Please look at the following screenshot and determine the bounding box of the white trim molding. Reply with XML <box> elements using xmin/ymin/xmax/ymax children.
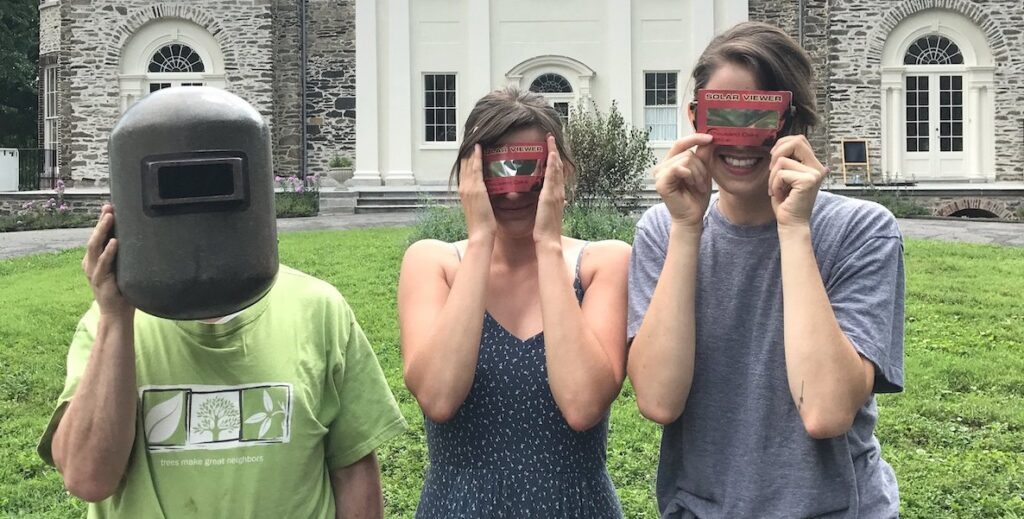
<box><xmin>506</xmin><ymin>55</ymin><xmax>596</xmax><ymax>101</ymax></box>
<box><xmin>880</xmin><ymin>8</ymin><xmax>995</xmax><ymax>182</ymax></box>
<box><xmin>118</xmin><ymin>18</ymin><xmax>226</xmax><ymax>112</ymax></box>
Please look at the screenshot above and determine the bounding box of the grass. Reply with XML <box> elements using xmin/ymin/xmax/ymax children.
<box><xmin>1</xmin><ymin>230</ymin><xmax>1022</xmax><ymax>517</ymax></box>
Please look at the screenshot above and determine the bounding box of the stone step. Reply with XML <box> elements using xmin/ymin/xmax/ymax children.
<box><xmin>318</xmin><ymin>190</ymin><xmax>359</xmax><ymax>199</ymax></box>
<box><xmin>355</xmin><ymin>197</ymin><xmax>457</xmax><ymax>207</ymax></box>
<box><xmin>354</xmin><ymin>204</ymin><xmax>422</xmax><ymax>214</ymax></box>
<box><xmin>317</xmin><ymin>191</ymin><xmax>358</xmax><ymax>214</ymax></box>
<box><xmin>355</xmin><ymin>192</ymin><xmax>456</xmax><ymax>200</ymax></box>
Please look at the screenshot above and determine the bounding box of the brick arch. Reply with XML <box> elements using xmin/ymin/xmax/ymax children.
<box><xmin>866</xmin><ymin>0</ymin><xmax>1010</xmax><ymax>65</ymax></box>
<box><xmin>112</xmin><ymin>4</ymin><xmax>236</xmax><ymax>68</ymax></box>
<box><xmin>935</xmin><ymin>198</ymin><xmax>1012</xmax><ymax>218</ymax></box>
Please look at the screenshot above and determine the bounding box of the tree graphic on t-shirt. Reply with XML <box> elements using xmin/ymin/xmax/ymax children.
<box><xmin>191</xmin><ymin>396</ymin><xmax>241</xmax><ymax>441</ymax></box>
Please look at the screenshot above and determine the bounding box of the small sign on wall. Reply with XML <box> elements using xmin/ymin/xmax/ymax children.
<box><xmin>841</xmin><ymin>140</ymin><xmax>870</xmax><ymax>184</ymax></box>
<box><xmin>0</xmin><ymin>149</ymin><xmax>19</xmax><ymax>192</ymax></box>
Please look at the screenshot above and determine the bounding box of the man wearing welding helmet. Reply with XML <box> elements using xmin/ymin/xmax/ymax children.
<box><xmin>36</xmin><ymin>88</ymin><xmax>406</xmax><ymax>518</ymax></box>
<box><xmin>627</xmin><ymin>22</ymin><xmax>906</xmax><ymax>518</ymax></box>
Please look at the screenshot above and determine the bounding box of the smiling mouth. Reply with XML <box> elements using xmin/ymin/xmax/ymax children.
<box><xmin>720</xmin><ymin>155</ymin><xmax>763</xmax><ymax>168</ymax></box>
<box><xmin>496</xmin><ymin>204</ymin><xmax>533</xmax><ymax>211</ymax></box>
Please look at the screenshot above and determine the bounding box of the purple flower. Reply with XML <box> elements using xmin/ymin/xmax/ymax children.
<box><xmin>296</xmin><ymin>184</ymin><xmax>305</xmax><ymax>194</ymax></box>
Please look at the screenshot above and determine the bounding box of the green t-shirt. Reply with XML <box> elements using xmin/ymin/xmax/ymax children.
<box><xmin>37</xmin><ymin>265</ymin><xmax>407</xmax><ymax>518</ymax></box>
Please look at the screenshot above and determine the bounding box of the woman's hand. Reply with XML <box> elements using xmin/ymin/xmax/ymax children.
<box><xmin>533</xmin><ymin>134</ymin><xmax>565</xmax><ymax>247</ymax></box>
<box><xmin>81</xmin><ymin>204</ymin><xmax>134</xmax><ymax>319</ymax></box>
<box><xmin>458</xmin><ymin>144</ymin><xmax>498</xmax><ymax>242</ymax></box>
<box><xmin>654</xmin><ymin>134</ymin><xmax>715</xmax><ymax>230</ymax></box>
<box><xmin>769</xmin><ymin>135</ymin><xmax>828</xmax><ymax>228</ymax></box>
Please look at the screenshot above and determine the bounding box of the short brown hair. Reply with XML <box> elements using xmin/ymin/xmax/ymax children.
<box><xmin>451</xmin><ymin>87</ymin><xmax>575</xmax><ymax>186</ymax></box>
<box><xmin>691</xmin><ymin>21</ymin><xmax>819</xmax><ymax>136</ymax></box>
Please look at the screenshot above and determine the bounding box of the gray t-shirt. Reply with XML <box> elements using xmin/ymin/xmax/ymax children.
<box><xmin>628</xmin><ymin>192</ymin><xmax>905</xmax><ymax>519</ymax></box>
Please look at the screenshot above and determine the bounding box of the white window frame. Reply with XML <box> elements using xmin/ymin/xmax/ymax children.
<box><xmin>43</xmin><ymin>65</ymin><xmax>58</xmax><ymax>152</ymax></box>
<box><xmin>422</xmin><ymin>72</ymin><xmax>458</xmax><ymax>147</ymax></box>
<box><xmin>643</xmin><ymin>71</ymin><xmax>680</xmax><ymax>143</ymax></box>
<box><xmin>118</xmin><ymin>19</ymin><xmax>226</xmax><ymax>112</ymax></box>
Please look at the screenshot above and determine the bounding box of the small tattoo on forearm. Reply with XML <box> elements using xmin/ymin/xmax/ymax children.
<box><xmin>798</xmin><ymin>380</ymin><xmax>805</xmax><ymax>412</ymax></box>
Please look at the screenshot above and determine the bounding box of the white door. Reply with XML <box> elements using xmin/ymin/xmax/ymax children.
<box><xmin>903</xmin><ymin>73</ymin><xmax>965</xmax><ymax>178</ymax></box>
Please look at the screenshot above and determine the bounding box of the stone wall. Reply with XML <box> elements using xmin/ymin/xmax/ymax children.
<box><xmin>829</xmin><ymin>0</ymin><xmax>1023</xmax><ymax>181</ymax></box>
<box><xmin>59</xmin><ymin>1</ymin><xmax>277</xmax><ymax>186</ymax></box>
<box><xmin>828</xmin><ymin>186</ymin><xmax>1024</xmax><ymax>219</ymax></box>
<box><xmin>304</xmin><ymin>0</ymin><xmax>357</xmax><ymax>177</ymax></box>
<box><xmin>750</xmin><ymin>0</ymin><xmax>1024</xmax><ymax>182</ymax></box>
<box><xmin>747</xmin><ymin>0</ymin><xmax>831</xmax><ymax>165</ymax></box>
<box><xmin>38</xmin><ymin>2</ymin><xmax>60</xmax><ymax>55</ymax></box>
<box><xmin>272</xmin><ymin>0</ymin><xmax>302</xmax><ymax>179</ymax></box>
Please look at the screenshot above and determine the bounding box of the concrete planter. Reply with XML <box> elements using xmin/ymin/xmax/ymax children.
<box><xmin>321</xmin><ymin>166</ymin><xmax>354</xmax><ymax>188</ymax></box>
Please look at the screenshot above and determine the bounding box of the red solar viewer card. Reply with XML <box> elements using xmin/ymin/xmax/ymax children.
<box><xmin>481</xmin><ymin>142</ymin><xmax>548</xmax><ymax>195</ymax></box>
<box><xmin>695</xmin><ymin>89</ymin><xmax>792</xmax><ymax>147</ymax></box>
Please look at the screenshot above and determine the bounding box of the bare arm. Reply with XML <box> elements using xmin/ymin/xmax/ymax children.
<box><xmin>626</xmin><ymin>135</ymin><xmax>713</xmax><ymax>425</ymax></box>
<box><xmin>770</xmin><ymin>136</ymin><xmax>874</xmax><ymax>439</ymax></box>
<box><xmin>398</xmin><ymin>238</ymin><xmax>492</xmax><ymax>422</ymax></box>
<box><xmin>778</xmin><ymin>225</ymin><xmax>874</xmax><ymax>439</ymax></box>
<box><xmin>330</xmin><ymin>452</ymin><xmax>383</xmax><ymax>519</ymax></box>
<box><xmin>51</xmin><ymin>205</ymin><xmax>138</xmax><ymax>502</ymax></box>
<box><xmin>538</xmin><ymin>241</ymin><xmax>630</xmax><ymax>432</ymax></box>
<box><xmin>399</xmin><ymin>145</ymin><xmax>495</xmax><ymax>422</ymax></box>
<box><xmin>626</xmin><ymin>225</ymin><xmax>701</xmax><ymax>425</ymax></box>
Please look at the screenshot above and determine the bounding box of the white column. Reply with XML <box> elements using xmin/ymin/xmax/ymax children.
<box><xmin>384</xmin><ymin>0</ymin><xmax>416</xmax><ymax>186</ymax></box>
<box><xmin>888</xmin><ymin>86</ymin><xmax>898</xmax><ymax>179</ymax></box>
<box><xmin>465</xmin><ymin>0</ymin><xmax>491</xmax><ymax>102</ymax></box>
<box><xmin>606</xmin><ymin>0</ymin><xmax>632</xmax><ymax>123</ymax></box>
<box><xmin>691</xmin><ymin>0</ymin><xmax>715</xmax><ymax>61</ymax></box>
<box><xmin>969</xmin><ymin>85</ymin><xmax>982</xmax><ymax>179</ymax></box>
<box><xmin>350</xmin><ymin>0</ymin><xmax>383</xmax><ymax>186</ymax></box>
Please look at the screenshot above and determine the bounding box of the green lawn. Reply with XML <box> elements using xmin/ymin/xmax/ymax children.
<box><xmin>1</xmin><ymin>229</ymin><xmax>1022</xmax><ymax>517</ymax></box>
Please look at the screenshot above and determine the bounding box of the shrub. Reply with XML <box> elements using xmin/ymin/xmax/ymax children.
<box><xmin>407</xmin><ymin>201</ymin><xmax>638</xmax><ymax>245</ymax></box>
<box><xmin>859</xmin><ymin>190</ymin><xmax>931</xmax><ymax>218</ymax></box>
<box><xmin>407</xmin><ymin>203</ymin><xmax>466</xmax><ymax>245</ymax></box>
<box><xmin>329</xmin><ymin>155</ymin><xmax>353</xmax><ymax>169</ymax></box>
<box><xmin>0</xmin><ymin>180</ymin><xmax>95</xmax><ymax>232</ymax></box>
<box><xmin>563</xmin><ymin>203</ymin><xmax>637</xmax><ymax>242</ymax></box>
<box><xmin>564</xmin><ymin>100</ymin><xmax>655</xmax><ymax>214</ymax></box>
<box><xmin>274</xmin><ymin>174</ymin><xmax>321</xmax><ymax>218</ymax></box>
<box><xmin>0</xmin><ymin>211</ymin><xmax>95</xmax><ymax>232</ymax></box>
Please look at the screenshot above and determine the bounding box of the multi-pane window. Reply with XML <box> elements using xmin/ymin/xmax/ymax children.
<box><xmin>149</xmin><ymin>43</ymin><xmax>205</xmax><ymax>73</ymax></box>
<box><xmin>529</xmin><ymin>73</ymin><xmax>573</xmax><ymax>125</ymax></box>
<box><xmin>904</xmin><ymin>35</ymin><xmax>964</xmax><ymax>65</ymax></box>
<box><xmin>43</xmin><ymin>65</ymin><xmax>58</xmax><ymax>152</ymax></box>
<box><xmin>939</xmin><ymin>75</ymin><xmax>963</xmax><ymax>152</ymax></box>
<box><xmin>424</xmin><ymin>74</ymin><xmax>457</xmax><ymax>143</ymax></box>
<box><xmin>530</xmin><ymin>73</ymin><xmax>572</xmax><ymax>94</ymax></box>
<box><xmin>644</xmin><ymin>72</ymin><xmax>678</xmax><ymax>141</ymax></box>
<box><xmin>905</xmin><ymin>76</ymin><xmax>929</xmax><ymax>152</ymax></box>
<box><xmin>552</xmin><ymin>102</ymin><xmax>570</xmax><ymax>125</ymax></box>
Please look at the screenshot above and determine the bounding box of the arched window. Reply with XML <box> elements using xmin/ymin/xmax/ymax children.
<box><xmin>529</xmin><ymin>73</ymin><xmax>572</xmax><ymax>94</ymax></box>
<box><xmin>119</xmin><ymin>19</ymin><xmax>227</xmax><ymax>111</ymax></box>
<box><xmin>148</xmin><ymin>43</ymin><xmax>205</xmax><ymax>73</ymax></box>
<box><xmin>903</xmin><ymin>35</ymin><xmax>964</xmax><ymax>65</ymax></box>
<box><xmin>529</xmin><ymin>73</ymin><xmax>573</xmax><ymax>123</ymax></box>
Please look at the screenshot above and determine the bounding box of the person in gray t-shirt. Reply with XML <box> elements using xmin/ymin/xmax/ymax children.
<box><xmin>627</xmin><ymin>22</ymin><xmax>904</xmax><ymax>519</ymax></box>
